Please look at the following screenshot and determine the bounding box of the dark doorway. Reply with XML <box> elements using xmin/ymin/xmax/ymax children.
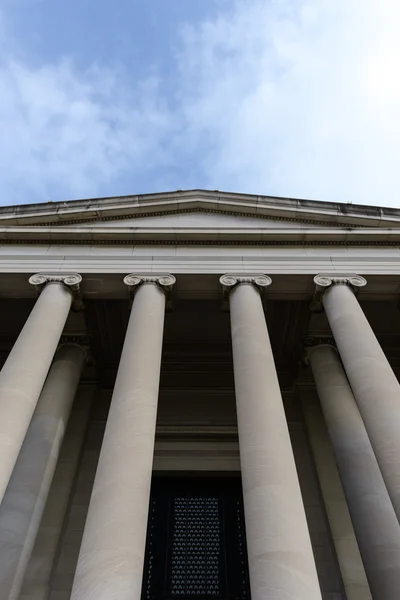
<box><xmin>141</xmin><ymin>476</ymin><xmax>251</xmax><ymax>600</ymax></box>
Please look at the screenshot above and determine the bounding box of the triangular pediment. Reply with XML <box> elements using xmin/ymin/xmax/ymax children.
<box><xmin>0</xmin><ymin>189</ymin><xmax>398</xmax><ymax>228</ymax></box>
<box><xmin>85</xmin><ymin>210</ymin><xmax>323</xmax><ymax>229</ymax></box>
<box><xmin>0</xmin><ymin>189</ymin><xmax>399</xmax><ymax>245</ymax></box>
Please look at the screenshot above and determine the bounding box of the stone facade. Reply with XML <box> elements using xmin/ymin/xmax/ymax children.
<box><xmin>2</xmin><ymin>189</ymin><xmax>400</xmax><ymax>599</ymax></box>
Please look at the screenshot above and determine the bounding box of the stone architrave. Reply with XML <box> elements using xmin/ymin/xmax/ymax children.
<box><xmin>70</xmin><ymin>274</ymin><xmax>175</xmax><ymax>600</ymax></box>
<box><xmin>0</xmin><ymin>342</ymin><xmax>87</xmax><ymax>600</ymax></box>
<box><xmin>314</xmin><ymin>274</ymin><xmax>400</xmax><ymax>522</ymax></box>
<box><xmin>220</xmin><ymin>274</ymin><xmax>322</xmax><ymax>600</ymax></box>
<box><xmin>0</xmin><ymin>273</ymin><xmax>82</xmax><ymax>506</ymax></box>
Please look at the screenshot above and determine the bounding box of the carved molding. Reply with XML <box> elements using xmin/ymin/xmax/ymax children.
<box><xmin>156</xmin><ymin>425</ymin><xmax>238</xmax><ymax>437</ymax></box>
<box><xmin>59</xmin><ymin>334</ymin><xmax>91</xmax><ymax>347</ymax></box>
<box><xmin>29</xmin><ymin>272</ymin><xmax>82</xmax><ymax>289</ymax></box>
<box><xmin>3</xmin><ymin>237</ymin><xmax>400</xmax><ymax>247</ymax></box>
<box><xmin>155</xmin><ymin>422</ymin><xmax>301</xmax><ymax>437</ymax></box>
<box><xmin>311</xmin><ymin>273</ymin><xmax>367</xmax><ymax>312</ymax></box>
<box><xmin>29</xmin><ymin>272</ymin><xmax>84</xmax><ymax>311</ymax></box>
<box><xmin>153</xmin><ymin>448</ymin><xmax>240</xmax><ymax>460</ymax></box>
<box><xmin>37</xmin><ymin>206</ymin><xmax>354</xmax><ymax>229</ymax></box>
<box><xmin>303</xmin><ymin>335</ymin><xmax>336</xmax><ymax>348</ymax></box>
<box><xmin>123</xmin><ymin>273</ymin><xmax>176</xmax><ymax>299</ymax></box>
<box><xmin>220</xmin><ymin>274</ymin><xmax>272</xmax><ymax>301</ymax></box>
<box><xmin>314</xmin><ymin>274</ymin><xmax>367</xmax><ymax>290</ymax></box>
<box><xmin>154</xmin><ymin>450</ymin><xmax>239</xmax><ymax>458</ymax></box>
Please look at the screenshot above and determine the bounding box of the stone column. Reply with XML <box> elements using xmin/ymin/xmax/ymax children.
<box><xmin>301</xmin><ymin>388</ymin><xmax>372</xmax><ymax>600</ymax></box>
<box><xmin>20</xmin><ymin>386</ymin><xmax>95</xmax><ymax>600</ymax></box>
<box><xmin>0</xmin><ymin>342</ymin><xmax>87</xmax><ymax>600</ymax></box>
<box><xmin>314</xmin><ymin>274</ymin><xmax>400</xmax><ymax>522</ymax></box>
<box><xmin>307</xmin><ymin>342</ymin><xmax>400</xmax><ymax>599</ymax></box>
<box><xmin>70</xmin><ymin>274</ymin><xmax>175</xmax><ymax>600</ymax></box>
<box><xmin>220</xmin><ymin>274</ymin><xmax>322</xmax><ymax>600</ymax></box>
<box><xmin>0</xmin><ymin>273</ymin><xmax>82</xmax><ymax>506</ymax></box>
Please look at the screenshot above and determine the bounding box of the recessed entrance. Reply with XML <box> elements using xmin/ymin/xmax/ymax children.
<box><xmin>141</xmin><ymin>476</ymin><xmax>251</xmax><ymax>600</ymax></box>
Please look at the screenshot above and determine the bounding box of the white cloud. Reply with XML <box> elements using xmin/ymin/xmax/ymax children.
<box><xmin>176</xmin><ymin>0</ymin><xmax>400</xmax><ymax>206</ymax></box>
<box><xmin>0</xmin><ymin>55</ymin><xmax>175</xmax><ymax>204</ymax></box>
<box><xmin>1</xmin><ymin>1</ymin><xmax>400</xmax><ymax>206</ymax></box>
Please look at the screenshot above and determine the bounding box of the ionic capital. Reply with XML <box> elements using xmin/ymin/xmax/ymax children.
<box><xmin>58</xmin><ymin>334</ymin><xmax>92</xmax><ymax>363</ymax></box>
<box><xmin>311</xmin><ymin>273</ymin><xmax>367</xmax><ymax>312</ymax></box>
<box><xmin>302</xmin><ymin>336</ymin><xmax>337</xmax><ymax>366</ymax></box>
<box><xmin>29</xmin><ymin>272</ymin><xmax>83</xmax><ymax>311</ymax></box>
<box><xmin>219</xmin><ymin>274</ymin><xmax>272</xmax><ymax>300</ymax></box>
<box><xmin>123</xmin><ymin>273</ymin><xmax>176</xmax><ymax>298</ymax></box>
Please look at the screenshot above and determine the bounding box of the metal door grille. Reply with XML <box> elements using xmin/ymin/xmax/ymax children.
<box><xmin>170</xmin><ymin>496</ymin><xmax>221</xmax><ymax>596</ymax></box>
<box><xmin>141</xmin><ymin>477</ymin><xmax>250</xmax><ymax>600</ymax></box>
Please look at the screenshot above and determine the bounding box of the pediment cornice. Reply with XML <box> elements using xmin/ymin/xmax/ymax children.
<box><xmin>43</xmin><ymin>206</ymin><xmax>345</xmax><ymax>228</ymax></box>
<box><xmin>1</xmin><ymin>189</ymin><xmax>400</xmax><ymax>229</ymax></box>
<box><xmin>0</xmin><ymin>189</ymin><xmax>399</xmax><ymax>246</ymax></box>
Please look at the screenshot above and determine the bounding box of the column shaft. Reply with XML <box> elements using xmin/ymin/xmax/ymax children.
<box><xmin>0</xmin><ymin>282</ymin><xmax>73</xmax><ymax>504</ymax></box>
<box><xmin>0</xmin><ymin>343</ymin><xmax>86</xmax><ymax>600</ymax></box>
<box><xmin>309</xmin><ymin>344</ymin><xmax>400</xmax><ymax>599</ymax></box>
<box><xmin>322</xmin><ymin>282</ymin><xmax>400</xmax><ymax>520</ymax></box>
<box><xmin>20</xmin><ymin>386</ymin><xmax>94</xmax><ymax>600</ymax></box>
<box><xmin>227</xmin><ymin>279</ymin><xmax>322</xmax><ymax>600</ymax></box>
<box><xmin>71</xmin><ymin>281</ymin><xmax>168</xmax><ymax>600</ymax></box>
<box><xmin>301</xmin><ymin>390</ymin><xmax>372</xmax><ymax>600</ymax></box>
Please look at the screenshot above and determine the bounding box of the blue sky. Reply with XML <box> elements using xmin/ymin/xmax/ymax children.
<box><xmin>1</xmin><ymin>0</ymin><xmax>400</xmax><ymax>207</ymax></box>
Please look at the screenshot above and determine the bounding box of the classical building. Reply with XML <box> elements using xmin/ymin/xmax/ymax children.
<box><xmin>0</xmin><ymin>189</ymin><xmax>400</xmax><ymax>600</ymax></box>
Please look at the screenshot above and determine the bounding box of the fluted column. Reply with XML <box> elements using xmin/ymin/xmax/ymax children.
<box><xmin>221</xmin><ymin>274</ymin><xmax>322</xmax><ymax>600</ymax></box>
<box><xmin>0</xmin><ymin>342</ymin><xmax>87</xmax><ymax>600</ymax></box>
<box><xmin>0</xmin><ymin>273</ymin><xmax>81</xmax><ymax>506</ymax></box>
<box><xmin>71</xmin><ymin>274</ymin><xmax>175</xmax><ymax>600</ymax></box>
<box><xmin>314</xmin><ymin>274</ymin><xmax>400</xmax><ymax>522</ymax></box>
<box><xmin>307</xmin><ymin>342</ymin><xmax>400</xmax><ymax>599</ymax></box>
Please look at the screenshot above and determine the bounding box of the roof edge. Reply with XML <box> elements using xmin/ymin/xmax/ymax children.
<box><xmin>0</xmin><ymin>189</ymin><xmax>398</xmax><ymax>228</ymax></box>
